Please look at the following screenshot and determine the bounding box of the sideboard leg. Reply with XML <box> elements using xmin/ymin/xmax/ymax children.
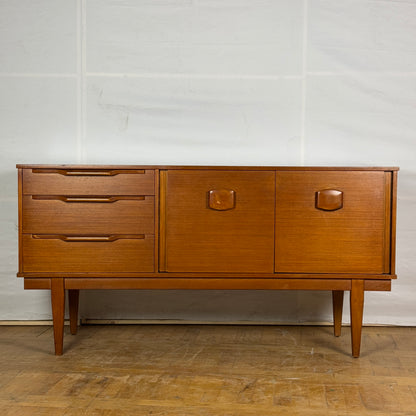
<box><xmin>51</xmin><ymin>278</ymin><xmax>65</xmax><ymax>356</ymax></box>
<box><xmin>332</xmin><ymin>290</ymin><xmax>344</xmax><ymax>337</ymax></box>
<box><xmin>68</xmin><ymin>289</ymin><xmax>79</xmax><ymax>335</ymax></box>
<box><xmin>350</xmin><ymin>280</ymin><xmax>364</xmax><ymax>358</ymax></box>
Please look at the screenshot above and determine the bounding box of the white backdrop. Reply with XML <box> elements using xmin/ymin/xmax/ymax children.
<box><xmin>1</xmin><ymin>0</ymin><xmax>415</xmax><ymax>325</ymax></box>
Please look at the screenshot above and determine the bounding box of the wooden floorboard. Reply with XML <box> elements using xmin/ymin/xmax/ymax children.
<box><xmin>0</xmin><ymin>324</ymin><xmax>416</xmax><ymax>415</ymax></box>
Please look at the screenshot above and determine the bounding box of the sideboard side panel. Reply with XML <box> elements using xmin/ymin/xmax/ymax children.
<box><xmin>17</xmin><ymin>168</ymin><xmax>23</xmax><ymax>275</ymax></box>
<box><xmin>390</xmin><ymin>170</ymin><xmax>398</xmax><ymax>275</ymax></box>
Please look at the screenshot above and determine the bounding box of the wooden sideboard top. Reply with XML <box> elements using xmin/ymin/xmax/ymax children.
<box><xmin>16</xmin><ymin>164</ymin><xmax>400</xmax><ymax>171</ymax></box>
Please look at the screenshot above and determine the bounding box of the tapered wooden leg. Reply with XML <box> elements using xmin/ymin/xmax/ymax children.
<box><xmin>68</xmin><ymin>289</ymin><xmax>79</xmax><ymax>335</ymax></box>
<box><xmin>350</xmin><ymin>280</ymin><xmax>364</xmax><ymax>358</ymax></box>
<box><xmin>332</xmin><ymin>290</ymin><xmax>344</xmax><ymax>337</ymax></box>
<box><xmin>51</xmin><ymin>278</ymin><xmax>65</xmax><ymax>356</ymax></box>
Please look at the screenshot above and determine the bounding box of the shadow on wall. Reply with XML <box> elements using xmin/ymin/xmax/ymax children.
<box><xmin>79</xmin><ymin>290</ymin><xmax>335</xmax><ymax>324</ymax></box>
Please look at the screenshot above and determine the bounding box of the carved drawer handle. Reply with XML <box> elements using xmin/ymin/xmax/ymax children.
<box><xmin>32</xmin><ymin>169</ymin><xmax>145</xmax><ymax>176</ymax></box>
<box><xmin>316</xmin><ymin>189</ymin><xmax>343</xmax><ymax>211</ymax></box>
<box><xmin>32</xmin><ymin>195</ymin><xmax>146</xmax><ymax>203</ymax></box>
<box><xmin>32</xmin><ymin>234</ymin><xmax>145</xmax><ymax>242</ymax></box>
<box><xmin>208</xmin><ymin>189</ymin><xmax>236</xmax><ymax>211</ymax></box>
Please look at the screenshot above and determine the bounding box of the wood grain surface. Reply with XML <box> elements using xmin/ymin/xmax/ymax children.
<box><xmin>275</xmin><ymin>171</ymin><xmax>388</xmax><ymax>274</ymax></box>
<box><xmin>0</xmin><ymin>324</ymin><xmax>414</xmax><ymax>415</ymax></box>
<box><xmin>22</xmin><ymin>168</ymin><xmax>155</xmax><ymax>196</ymax></box>
<box><xmin>22</xmin><ymin>235</ymin><xmax>155</xmax><ymax>273</ymax></box>
<box><xmin>162</xmin><ymin>170</ymin><xmax>275</xmax><ymax>273</ymax></box>
<box><xmin>23</xmin><ymin>195</ymin><xmax>155</xmax><ymax>235</ymax></box>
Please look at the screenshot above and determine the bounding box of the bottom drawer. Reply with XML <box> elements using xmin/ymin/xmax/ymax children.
<box><xmin>22</xmin><ymin>234</ymin><xmax>154</xmax><ymax>273</ymax></box>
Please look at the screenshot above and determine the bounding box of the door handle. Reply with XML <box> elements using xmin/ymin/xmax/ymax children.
<box><xmin>31</xmin><ymin>234</ymin><xmax>145</xmax><ymax>242</ymax></box>
<box><xmin>32</xmin><ymin>195</ymin><xmax>146</xmax><ymax>203</ymax></box>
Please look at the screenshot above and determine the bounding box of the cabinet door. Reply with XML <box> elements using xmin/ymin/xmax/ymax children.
<box><xmin>275</xmin><ymin>171</ymin><xmax>390</xmax><ymax>274</ymax></box>
<box><xmin>161</xmin><ymin>170</ymin><xmax>275</xmax><ymax>273</ymax></box>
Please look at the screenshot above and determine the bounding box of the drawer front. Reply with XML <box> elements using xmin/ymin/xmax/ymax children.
<box><xmin>162</xmin><ymin>170</ymin><xmax>275</xmax><ymax>273</ymax></box>
<box><xmin>23</xmin><ymin>168</ymin><xmax>155</xmax><ymax>195</ymax></box>
<box><xmin>22</xmin><ymin>234</ymin><xmax>154</xmax><ymax>273</ymax></box>
<box><xmin>275</xmin><ymin>171</ymin><xmax>388</xmax><ymax>274</ymax></box>
<box><xmin>22</xmin><ymin>195</ymin><xmax>154</xmax><ymax>235</ymax></box>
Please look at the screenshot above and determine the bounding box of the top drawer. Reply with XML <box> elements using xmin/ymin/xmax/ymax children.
<box><xmin>22</xmin><ymin>168</ymin><xmax>155</xmax><ymax>196</ymax></box>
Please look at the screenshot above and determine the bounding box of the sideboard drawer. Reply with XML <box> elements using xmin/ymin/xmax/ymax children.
<box><xmin>23</xmin><ymin>168</ymin><xmax>155</xmax><ymax>196</ymax></box>
<box><xmin>22</xmin><ymin>195</ymin><xmax>155</xmax><ymax>235</ymax></box>
<box><xmin>22</xmin><ymin>234</ymin><xmax>154</xmax><ymax>273</ymax></box>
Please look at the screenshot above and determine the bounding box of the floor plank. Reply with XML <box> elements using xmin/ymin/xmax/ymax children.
<box><xmin>0</xmin><ymin>324</ymin><xmax>415</xmax><ymax>415</ymax></box>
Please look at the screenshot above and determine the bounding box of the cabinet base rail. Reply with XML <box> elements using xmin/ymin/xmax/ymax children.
<box><xmin>24</xmin><ymin>277</ymin><xmax>392</xmax><ymax>358</ymax></box>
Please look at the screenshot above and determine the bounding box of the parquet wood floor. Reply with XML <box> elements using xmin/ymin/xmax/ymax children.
<box><xmin>1</xmin><ymin>324</ymin><xmax>415</xmax><ymax>415</ymax></box>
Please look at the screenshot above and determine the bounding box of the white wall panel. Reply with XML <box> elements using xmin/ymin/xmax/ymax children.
<box><xmin>308</xmin><ymin>0</ymin><xmax>416</xmax><ymax>72</ymax></box>
<box><xmin>87</xmin><ymin>0</ymin><xmax>303</xmax><ymax>75</ymax></box>
<box><xmin>86</xmin><ymin>76</ymin><xmax>302</xmax><ymax>164</ymax></box>
<box><xmin>0</xmin><ymin>0</ymin><xmax>77</xmax><ymax>73</ymax></box>
<box><xmin>304</xmin><ymin>75</ymin><xmax>416</xmax><ymax>166</ymax></box>
<box><xmin>0</xmin><ymin>200</ymin><xmax>17</xmax><ymax>274</ymax></box>
<box><xmin>0</xmin><ymin>77</ymin><xmax>78</xmax><ymax>197</ymax></box>
<box><xmin>0</xmin><ymin>0</ymin><xmax>415</xmax><ymax>326</ymax></box>
<box><xmin>394</xmin><ymin>173</ymin><xmax>416</xmax><ymax>299</ymax></box>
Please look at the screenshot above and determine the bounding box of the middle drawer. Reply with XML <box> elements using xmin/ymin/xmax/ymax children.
<box><xmin>23</xmin><ymin>195</ymin><xmax>155</xmax><ymax>235</ymax></box>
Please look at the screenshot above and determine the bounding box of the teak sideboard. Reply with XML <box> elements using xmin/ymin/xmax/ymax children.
<box><xmin>16</xmin><ymin>165</ymin><xmax>398</xmax><ymax>357</ymax></box>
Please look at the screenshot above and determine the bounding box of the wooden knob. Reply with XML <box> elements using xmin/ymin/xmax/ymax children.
<box><xmin>208</xmin><ymin>189</ymin><xmax>236</xmax><ymax>211</ymax></box>
<box><xmin>316</xmin><ymin>189</ymin><xmax>343</xmax><ymax>211</ymax></box>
